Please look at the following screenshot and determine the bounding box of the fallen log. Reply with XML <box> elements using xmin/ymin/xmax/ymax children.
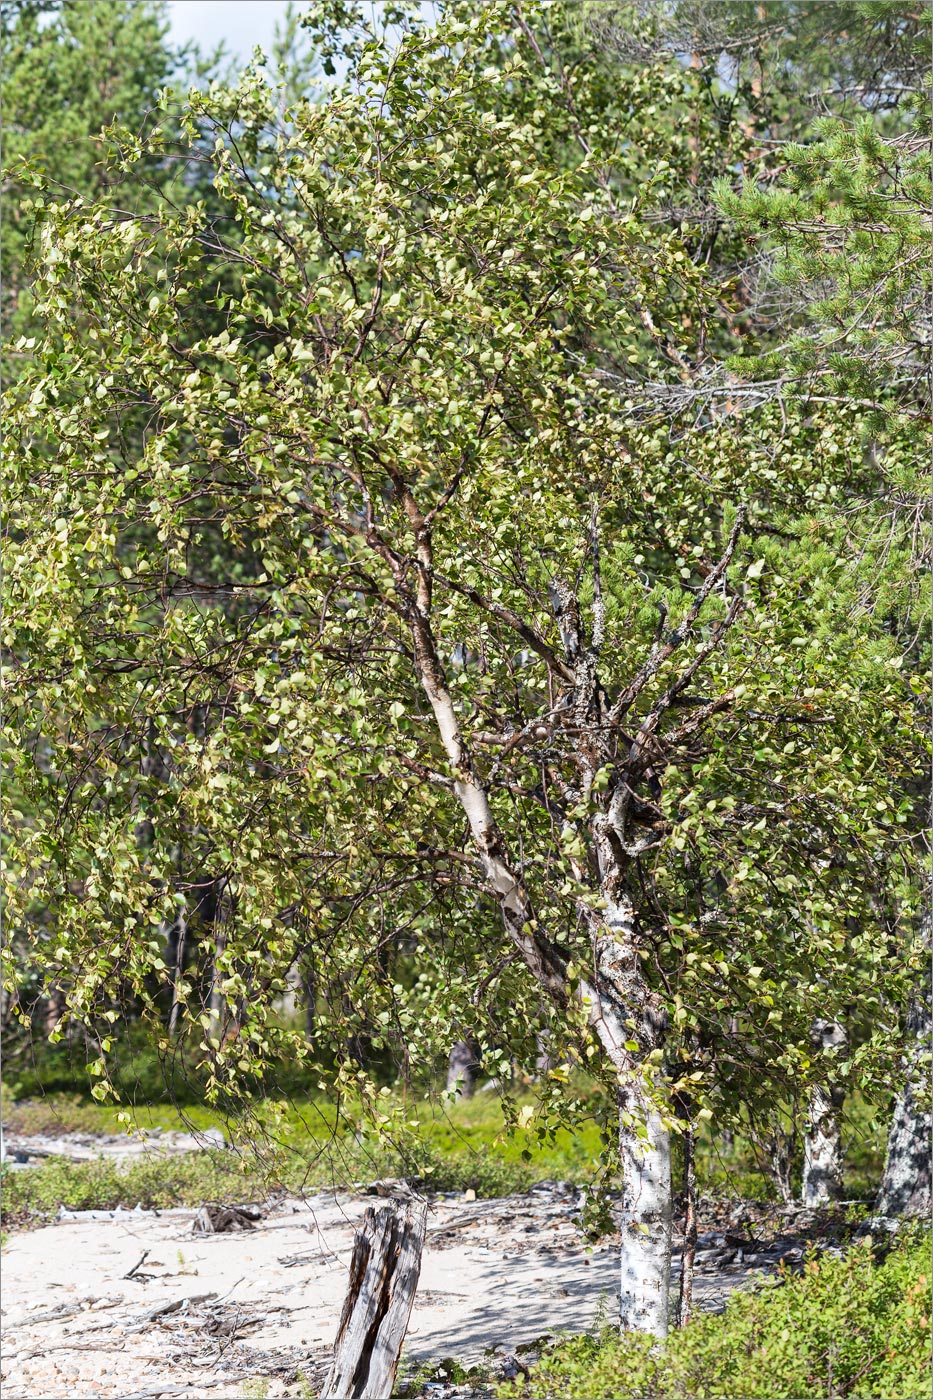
<box><xmin>321</xmin><ymin>1197</ymin><xmax>428</xmax><ymax>1400</ymax></box>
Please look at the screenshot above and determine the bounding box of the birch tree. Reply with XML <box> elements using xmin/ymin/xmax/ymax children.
<box><xmin>3</xmin><ymin>0</ymin><xmax>924</xmax><ymax>1334</ymax></box>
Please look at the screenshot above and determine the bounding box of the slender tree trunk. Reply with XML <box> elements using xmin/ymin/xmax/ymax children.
<box><xmin>772</xmin><ymin>1141</ymin><xmax>795</xmax><ymax>1203</ymax></box>
<box><xmin>208</xmin><ymin>878</ymin><xmax>232</xmax><ymax>1042</ymax></box>
<box><xmin>404</xmin><ymin>546</ymin><xmax>673</xmax><ymax>1337</ymax></box>
<box><xmin>801</xmin><ymin>1019</ymin><xmax>846</xmax><ymax>1206</ymax></box>
<box><xmin>593</xmin><ymin>890</ymin><xmax>672</xmax><ymax>1339</ymax></box>
<box><xmin>534</xmin><ymin>1025</ymin><xmax>554</xmax><ymax>1076</ymax></box>
<box><xmin>303</xmin><ymin>963</ymin><xmax>317</xmax><ymax>1043</ymax></box>
<box><xmin>875</xmin><ymin>977</ymin><xmax>932</xmax><ymax>1219</ymax></box>
<box><xmin>619</xmin><ymin>1086</ymin><xmax>672</xmax><ymax>1335</ymax></box>
<box><xmin>208</xmin><ymin>938</ymin><xmax>225</xmax><ymax>1040</ymax></box>
<box><xmin>446</xmin><ymin>1038</ymin><xmax>480</xmax><ymax>1097</ymax></box>
<box><xmin>678</xmin><ymin>1121</ymin><xmax>697</xmax><ymax>1328</ymax></box>
<box><xmin>748</xmin><ymin>1107</ymin><xmax>797</xmax><ymax>1203</ymax></box>
<box><xmin>168</xmin><ymin>903</ymin><xmax>188</xmax><ymax>1037</ymax></box>
<box><xmin>0</xmin><ymin>982</ymin><xmax>14</xmax><ymax>1028</ymax></box>
<box><xmin>802</xmin><ymin>1086</ymin><xmax>845</xmax><ymax>1206</ymax></box>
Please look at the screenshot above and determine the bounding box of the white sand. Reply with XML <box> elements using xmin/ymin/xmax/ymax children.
<box><xmin>2</xmin><ymin>1178</ymin><xmax>759</xmax><ymax>1398</ymax></box>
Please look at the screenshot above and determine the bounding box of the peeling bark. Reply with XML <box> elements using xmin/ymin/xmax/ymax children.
<box><xmin>619</xmin><ymin>1086</ymin><xmax>672</xmax><ymax>1336</ymax></box>
<box><xmin>802</xmin><ymin>1086</ymin><xmax>845</xmax><ymax>1206</ymax></box>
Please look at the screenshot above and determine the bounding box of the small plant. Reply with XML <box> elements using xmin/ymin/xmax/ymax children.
<box><xmin>239</xmin><ymin>1379</ymin><xmax>270</xmax><ymax>1400</ymax></box>
<box><xmin>395</xmin><ymin>1357</ymin><xmax>437</xmax><ymax>1396</ymax></box>
<box><xmin>590</xmin><ymin>1289</ymin><xmax>613</xmax><ymax>1333</ymax></box>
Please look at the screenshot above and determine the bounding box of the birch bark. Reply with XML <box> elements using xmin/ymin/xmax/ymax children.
<box><xmin>801</xmin><ymin>1019</ymin><xmax>846</xmax><ymax>1206</ymax></box>
<box><xmin>618</xmin><ymin>1087</ymin><xmax>672</xmax><ymax>1335</ymax></box>
<box><xmin>875</xmin><ymin>977</ymin><xmax>932</xmax><ymax>1219</ymax></box>
<box><xmin>446</xmin><ymin>1039</ymin><xmax>480</xmax><ymax>1097</ymax></box>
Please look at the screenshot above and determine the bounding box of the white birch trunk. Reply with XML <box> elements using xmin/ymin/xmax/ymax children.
<box><xmin>446</xmin><ymin>1039</ymin><xmax>480</xmax><ymax>1097</ymax></box>
<box><xmin>801</xmin><ymin>1019</ymin><xmax>846</xmax><ymax>1206</ymax></box>
<box><xmin>802</xmin><ymin>1085</ymin><xmax>844</xmax><ymax>1206</ymax></box>
<box><xmin>407</xmin><ymin>584</ymin><xmax>673</xmax><ymax>1337</ymax></box>
<box><xmin>875</xmin><ymin>979</ymin><xmax>932</xmax><ymax>1220</ymax></box>
<box><xmin>593</xmin><ymin>900</ymin><xmax>673</xmax><ymax>1338</ymax></box>
<box><xmin>207</xmin><ymin>878</ymin><xmax>233</xmax><ymax>1043</ymax></box>
<box><xmin>619</xmin><ymin>1090</ymin><xmax>672</xmax><ymax>1337</ymax></box>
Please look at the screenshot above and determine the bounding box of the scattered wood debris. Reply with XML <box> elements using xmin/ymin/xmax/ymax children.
<box><xmin>192</xmin><ymin>1204</ymin><xmax>263</xmax><ymax>1234</ymax></box>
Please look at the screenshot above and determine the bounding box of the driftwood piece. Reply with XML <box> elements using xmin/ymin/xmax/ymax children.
<box><xmin>123</xmin><ymin>1249</ymin><xmax>151</xmax><ymax>1280</ymax></box>
<box><xmin>321</xmin><ymin>1198</ymin><xmax>428</xmax><ymax>1400</ymax></box>
<box><xmin>191</xmin><ymin>1203</ymin><xmax>262</xmax><ymax>1234</ymax></box>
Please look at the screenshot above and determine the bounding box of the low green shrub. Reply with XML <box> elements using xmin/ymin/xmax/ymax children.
<box><xmin>1</xmin><ymin>1136</ymin><xmax>549</xmax><ymax>1227</ymax></box>
<box><xmin>416</xmin><ymin>1146</ymin><xmax>540</xmax><ymax>1197</ymax></box>
<box><xmin>0</xmin><ymin>1150</ymin><xmax>263</xmax><ymax>1224</ymax></box>
<box><xmin>507</xmin><ymin>1228</ymin><xmax>931</xmax><ymax>1400</ymax></box>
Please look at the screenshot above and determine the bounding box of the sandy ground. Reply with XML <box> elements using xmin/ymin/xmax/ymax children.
<box><xmin>2</xmin><ymin>1127</ymin><xmax>227</xmax><ymax>1165</ymax></box>
<box><xmin>1</xmin><ymin>1167</ymin><xmax>786</xmax><ymax>1400</ymax></box>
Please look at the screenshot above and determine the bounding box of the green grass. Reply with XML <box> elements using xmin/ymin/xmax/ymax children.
<box><xmin>1</xmin><ymin>1089</ymin><xmax>225</xmax><ymax>1137</ymax></box>
<box><xmin>2</xmin><ymin>1076</ymin><xmax>888</xmax><ymax>1228</ymax></box>
<box><xmin>502</xmin><ymin>1228</ymin><xmax>931</xmax><ymax>1400</ymax></box>
<box><xmin>1</xmin><ymin>1084</ymin><xmax>604</xmax><ymax>1164</ymax></box>
<box><xmin>2</xmin><ymin>1077</ymin><xmax>600</xmax><ymax>1152</ymax></box>
<box><xmin>2</xmin><ymin>1038</ymin><xmax>888</xmax><ymax>1236</ymax></box>
<box><xmin>0</xmin><ymin>1086</ymin><xmax>606</xmax><ymax>1226</ymax></box>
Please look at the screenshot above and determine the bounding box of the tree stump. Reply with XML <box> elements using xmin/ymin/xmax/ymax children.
<box><xmin>321</xmin><ymin>1197</ymin><xmax>428</xmax><ymax>1400</ymax></box>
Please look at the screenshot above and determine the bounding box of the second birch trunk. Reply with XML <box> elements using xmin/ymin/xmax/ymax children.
<box><xmin>875</xmin><ymin>976</ymin><xmax>932</xmax><ymax>1220</ymax></box>
<box><xmin>801</xmin><ymin>1019</ymin><xmax>847</xmax><ymax>1206</ymax></box>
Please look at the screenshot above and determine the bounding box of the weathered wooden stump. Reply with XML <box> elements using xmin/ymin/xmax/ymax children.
<box><xmin>321</xmin><ymin>1196</ymin><xmax>428</xmax><ymax>1400</ymax></box>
